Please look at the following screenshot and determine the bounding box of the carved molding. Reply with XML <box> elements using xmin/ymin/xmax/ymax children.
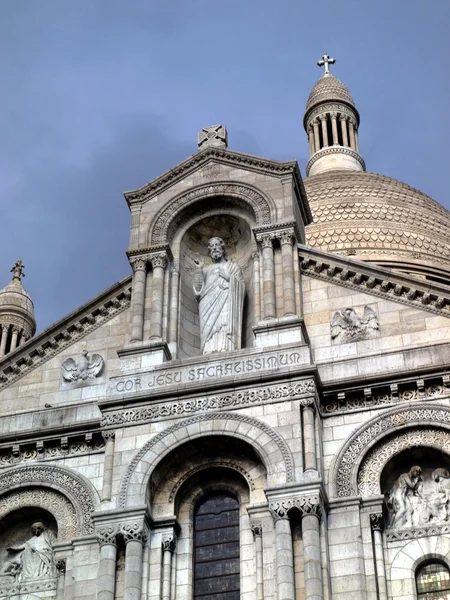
<box><xmin>150</xmin><ymin>182</ymin><xmax>274</xmax><ymax>245</ymax></box>
<box><xmin>119</xmin><ymin>412</ymin><xmax>295</xmax><ymax>507</ymax></box>
<box><xmin>102</xmin><ymin>379</ymin><xmax>316</xmax><ymax>428</ymax></box>
<box><xmin>0</xmin><ymin>488</ymin><xmax>77</xmax><ymax>541</ymax></box>
<box><xmin>0</xmin><ymin>464</ymin><xmax>97</xmax><ymax>534</ymax></box>
<box><xmin>386</xmin><ymin>522</ymin><xmax>450</xmax><ymax>541</ymax></box>
<box><xmin>0</xmin><ymin>281</ymin><xmax>131</xmax><ymax>391</ymax></box>
<box><xmin>299</xmin><ymin>248</ymin><xmax>450</xmax><ymax>318</ymax></box>
<box><xmin>333</xmin><ymin>404</ymin><xmax>450</xmax><ymax>498</ymax></box>
<box><xmin>269</xmin><ymin>495</ymin><xmax>322</xmax><ymax>521</ymax></box>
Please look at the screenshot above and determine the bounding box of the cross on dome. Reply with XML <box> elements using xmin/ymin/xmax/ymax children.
<box><xmin>317</xmin><ymin>54</ymin><xmax>335</xmax><ymax>76</ymax></box>
<box><xmin>10</xmin><ymin>258</ymin><xmax>25</xmax><ymax>281</ymax></box>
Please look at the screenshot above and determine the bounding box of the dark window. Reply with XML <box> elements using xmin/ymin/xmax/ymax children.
<box><xmin>417</xmin><ymin>562</ymin><xmax>450</xmax><ymax>599</ymax></box>
<box><xmin>193</xmin><ymin>492</ymin><xmax>240</xmax><ymax>600</ymax></box>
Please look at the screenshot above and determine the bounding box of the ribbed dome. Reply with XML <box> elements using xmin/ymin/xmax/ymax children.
<box><xmin>304</xmin><ymin>170</ymin><xmax>450</xmax><ymax>284</ymax></box>
<box><xmin>305</xmin><ymin>74</ymin><xmax>356</xmax><ymax>113</ymax></box>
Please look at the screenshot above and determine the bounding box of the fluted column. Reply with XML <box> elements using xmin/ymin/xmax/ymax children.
<box><xmin>330</xmin><ymin>112</ymin><xmax>339</xmax><ymax>145</ymax></box>
<box><xmin>0</xmin><ymin>324</ymin><xmax>10</xmax><ymax>357</ymax></box>
<box><xmin>149</xmin><ymin>252</ymin><xmax>168</xmax><ymax>340</ymax></box>
<box><xmin>101</xmin><ymin>431</ymin><xmax>115</xmax><ymax>502</ymax></box>
<box><xmin>371</xmin><ymin>514</ymin><xmax>388</xmax><ymax>600</ymax></box>
<box><xmin>308</xmin><ymin>126</ymin><xmax>315</xmax><ymax>154</ymax></box>
<box><xmin>302</xmin><ymin>398</ymin><xmax>317</xmax><ymax>471</ymax></box>
<box><xmin>320</xmin><ymin>115</ymin><xmax>329</xmax><ymax>147</ymax></box>
<box><xmin>279</xmin><ymin>230</ymin><xmax>296</xmax><ymax>316</ymax></box>
<box><xmin>10</xmin><ymin>327</ymin><xmax>20</xmax><ymax>352</ymax></box>
<box><xmin>129</xmin><ymin>256</ymin><xmax>148</xmax><ymax>342</ymax></box>
<box><xmin>122</xmin><ymin>523</ymin><xmax>146</xmax><ymax>600</ymax></box>
<box><xmin>168</xmin><ymin>262</ymin><xmax>180</xmax><ymax>345</ymax></box>
<box><xmin>257</xmin><ymin>234</ymin><xmax>276</xmax><ymax>319</ymax></box>
<box><xmin>270</xmin><ymin>506</ymin><xmax>295</xmax><ymax>600</ymax></box>
<box><xmin>253</xmin><ymin>249</ymin><xmax>261</xmax><ymax>322</ymax></box>
<box><xmin>161</xmin><ymin>533</ymin><xmax>177</xmax><ymax>600</ymax></box>
<box><xmin>349</xmin><ymin>119</ymin><xmax>356</xmax><ymax>150</ymax></box>
<box><xmin>313</xmin><ymin>119</ymin><xmax>320</xmax><ymax>151</ymax></box>
<box><xmin>96</xmin><ymin>526</ymin><xmax>118</xmax><ymax>600</ymax></box>
<box><xmin>340</xmin><ymin>116</ymin><xmax>349</xmax><ymax>147</ymax></box>
<box><xmin>252</xmin><ymin>523</ymin><xmax>264</xmax><ymax>600</ymax></box>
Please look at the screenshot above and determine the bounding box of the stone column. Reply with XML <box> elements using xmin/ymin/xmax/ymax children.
<box><xmin>320</xmin><ymin>115</ymin><xmax>329</xmax><ymax>147</ymax></box>
<box><xmin>0</xmin><ymin>324</ymin><xmax>10</xmax><ymax>357</ymax></box>
<box><xmin>149</xmin><ymin>252</ymin><xmax>168</xmax><ymax>340</ymax></box>
<box><xmin>313</xmin><ymin>119</ymin><xmax>320</xmax><ymax>151</ymax></box>
<box><xmin>340</xmin><ymin>116</ymin><xmax>349</xmax><ymax>147</ymax></box>
<box><xmin>301</xmin><ymin>502</ymin><xmax>323</xmax><ymax>600</ymax></box>
<box><xmin>253</xmin><ymin>249</ymin><xmax>261</xmax><ymax>322</ymax></box>
<box><xmin>354</xmin><ymin>127</ymin><xmax>360</xmax><ymax>152</ymax></box>
<box><xmin>96</xmin><ymin>526</ymin><xmax>118</xmax><ymax>600</ymax></box>
<box><xmin>168</xmin><ymin>262</ymin><xmax>180</xmax><ymax>345</ymax></box>
<box><xmin>370</xmin><ymin>514</ymin><xmax>388</xmax><ymax>600</ymax></box>
<box><xmin>251</xmin><ymin>523</ymin><xmax>264</xmax><ymax>600</ymax></box>
<box><xmin>270</xmin><ymin>504</ymin><xmax>295</xmax><ymax>600</ymax></box>
<box><xmin>10</xmin><ymin>327</ymin><xmax>20</xmax><ymax>352</ymax></box>
<box><xmin>19</xmin><ymin>331</ymin><xmax>28</xmax><ymax>346</ymax></box>
<box><xmin>56</xmin><ymin>559</ymin><xmax>66</xmax><ymax>600</ymax></box>
<box><xmin>161</xmin><ymin>533</ymin><xmax>177</xmax><ymax>600</ymax></box>
<box><xmin>308</xmin><ymin>126</ymin><xmax>315</xmax><ymax>154</ymax></box>
<box><xmin>122</xmin><ymin>522</ymin><xmax>146</xmax><ymax>600</ymax></box>
<box><xmin>129</xmin><ymin>256</ymin><xmax>148</xmax><ymax>342</ymax></box>
<box><xmin>302</xmin><ymin>398</ymin><xmax>317</xmax><ymax>471</ymax></box>
<box><xmin>257</xmin><ymin>234</ymin><xmax>276</xmax><ymax>319</ymax></box>
<box><xmin>280</xmin><ymin>230</ymin><xmax>296</xmax><ymax>316</ymax></box>
<box><xmin>330</xmin><ymin>112</ymin><xmax>339</xmax><ymax>145</ymax></box>
<box><xmin>349</xmin><ymin>120</ymin><xmax>356</xmax><ymax>150</ymax></box>
<box><xmin>101</xmin><ymin>431</ymin><xmax>115</xmax><ymax>502</ymax></box>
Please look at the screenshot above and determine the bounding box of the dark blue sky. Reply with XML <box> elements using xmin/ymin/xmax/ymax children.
<box><xmin>1</xmin><ymin>1</ymin><xmax>449</xmax><ymax>331</ymax></box>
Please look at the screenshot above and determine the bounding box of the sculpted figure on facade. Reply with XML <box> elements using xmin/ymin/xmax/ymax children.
<box><xmin>331</xmin><ymin>305</ymin><xmax>379</xmax><ymax>343</ymax></box>
<box><xmin>193</xmin><ymin>237</ymin><xmax>245</xmax><ymax>354</ymax></box>
<box><xmin>61</xmin><ymin>349</ymin><xmax>104</xmax><ymax>382</ymax></box>
<box><xmin>387</xmin><ymin>466</ymin><xmax>423</xmax><ymax>528</ymax></box>
<box><xmin>1</xmin><ymin>522</ymin><xmax>56</xmax><ymax>580</ymax></box>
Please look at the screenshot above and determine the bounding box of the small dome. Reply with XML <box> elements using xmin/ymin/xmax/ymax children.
<box><xmin>0</xmin><ymin>278</ymin><xmax>35</xmax><ymax>318</ymax></box>
<box><xmin>0</xmin><ymin>261</ymin><xmax>36</xmax><ymax>350</ymax></box>
<box><xmin>304</xmin><ymin>170</ymin><xmax>450</xmax><ymax>285</ymax></box>
<box><xmin>305</xmin><ymin>74</ymin><xmax>356</xmax><ymax>114</ymax></box>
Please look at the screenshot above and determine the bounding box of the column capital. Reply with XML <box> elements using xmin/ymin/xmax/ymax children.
<box><xmin>329</xmin><ymin>111</ymin><xmax>338</xmax><ymax>119</ymax></box>
<box><xmin>162</xmin><ymin>532</ymin><xmax>177</xmax><ymax>553</ymax></box>
<box><xmin>255</xmin><ymin>233</ymin><xmax>274</xmax><ymax>249</ymax></box>
<box><xmin>251</xmin><ymin>521</ymin><xmax>263</xmax><ymax>537</ymax></box>
<box><xmin>279</xmin><ymin>229</ymin><xmax>296</xmax><ymax>246</ymax></box>
<box><xmin>11</xmin><ymin>326</ymin><xmax>21</xmax><ymax>335</ymax></box>
<box><xmin>129</xmin><ymin>255</ymin><xmax>149</xmax><ymax>272</ymax></box>
<box><xmin>1</xmin><ymin>323</ymin><xmax>11</xmax><ymax>332</ymax></box>
<box><xmin>299</xmin><ymin>396</ymin><xmax>315</xmax><ymax>408</ymax></box>
<box><xmin>149</xmin><ymin>251</ymin><xmax>168</xmax><ymax>270</ymax></box>
<box><xmin>56</xmin><ymin>558</ymin><xmax>67</xmax><ymax>574</ymax></box>
<box><xmin>269</xmin><ymin>494</ymin><xmax>323</xmax><ymax>521</ymax></box>
<box><xmin>339</xmin><ymin>114</ymin><xmax>348</xmax><ymax>122</ymax></box>
<box><xmin>370</xmin><ymin>512</ymin><xmax>384</xmax><ymax>532</ymax></box>
<box><xmin>120</xmin><ymin>521</ymin><xmax>147</xmax><ymax>544</ymax></box>
<box><xmin>319</xmin><ymin>114</ymin><xmax>328</xmax><ymax>122</ymax></box>
<box><xmin>96</xmin><ymin>524</ymin><xmax>119</xmax><ymax>547</ymax></box>
<box><xmin>101</xmin><ymin>429</ymin><xmax>116</xmax><ymax>442</ymax></box>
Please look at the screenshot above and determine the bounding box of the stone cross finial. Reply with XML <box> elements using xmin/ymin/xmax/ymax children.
<box><xmin>10</xmin><ymin>259</ymin><xmax>25</xmax><ymax>281</ymax></box>
<box><xmin>317</xmin><ymin>54</ymin><xmax>335</xmax><ymax>75</ymax></box>
<box><xmin>198</xmin><ymin>125</ymin><xmax>228</xmax><ymax>150</ymax></box>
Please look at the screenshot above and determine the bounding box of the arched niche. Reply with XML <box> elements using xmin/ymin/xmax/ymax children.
<box><xmin>175</xmin><ymin>209</ymin><xmax>254</xmax><ymax>357</ymax></box>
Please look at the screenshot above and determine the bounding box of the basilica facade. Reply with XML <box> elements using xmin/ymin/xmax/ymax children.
<box><xmin>1</xmin><ymin>56</ymin><xmax>450</xmax><ymax>600</ymax></box>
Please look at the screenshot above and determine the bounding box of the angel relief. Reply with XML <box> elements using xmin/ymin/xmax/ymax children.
<box><xmin>61</xmin><ymin>350</ymin><xmax>104</xmax><ymax>382</ymax></box>
<box><xmin>331</xmin><ymin>305</ymin><xmax>379</xmax><ymax>344</ymax></box>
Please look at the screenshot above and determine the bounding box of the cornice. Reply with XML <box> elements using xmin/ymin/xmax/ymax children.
<box><xmin>0</xmin><ymin>276</ymin><xmax>132</xmax><ymax>392</ymax></box>
<box><xmin>299</xmin><ymin>245</ymin><xmax>450</xmax><ymax>317</ymax></box>
<box><xmin>123</xmin><ymin>147</ymin><xmax>307</xmax><ymax>209</ymax></box>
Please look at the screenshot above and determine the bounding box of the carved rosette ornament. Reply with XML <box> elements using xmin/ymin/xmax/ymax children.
<box><xmin>120</xmin><ymin>522</ymin><xmax>147</xmax><ymax>544</ymax></box>
<box><xmin>96</xmin><ymin>525</ymin><xmax>119</xmax><ymax>547</ymax></box>
<box><xmin>161</xmin><ymin>533</ymin><xmax>177</xmax><ymax>553</ymax></box>
<box><xmin>370</xmin><ymin>513</ymin><xmax>384</xmax><ymax>532</ymax></box>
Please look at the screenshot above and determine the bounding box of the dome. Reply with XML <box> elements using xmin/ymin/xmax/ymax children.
<box><xmin>304</xmin><ymin>170</ymin><xmax>450</xmax><ymax>284</ymax></box>
<box><xmin>305</xmin><ymin>74</ymin><xmax>356</xmax><ymax>114</ymax></box>
<box><xmin>0</xmin><ymin>278</ymin><xmax>35</xmax><ymax>319</ymax></box>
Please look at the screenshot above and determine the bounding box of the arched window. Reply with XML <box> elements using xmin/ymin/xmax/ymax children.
<box><xmin>416</xmin><ymin>562</ymin><xmax>450</xmax><ymax>599</ymax></box>
<box><xmin>193</xmin><ymin>492</ymin><xmax>240</xmax><ymax>600</ymax></box>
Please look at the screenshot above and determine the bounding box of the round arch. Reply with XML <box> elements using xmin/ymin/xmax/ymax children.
<box><xmin>0</xmin><ymin>463</ymin><xmax>99</xmax><ymax>535</ymax></box>
<box><xmin>118</xmin><ymin>412</ymin><xmax>295</xmax><ymax>508</ymax></box>
<box><xmin>148</xmin><ymin>182</ymin><xmax>275</xmax><ymax>245</ymax></box>
<box><xmin>331</xmin><ymin>403</ymin><xmax>450</xmax><ymax>498</ymax></box>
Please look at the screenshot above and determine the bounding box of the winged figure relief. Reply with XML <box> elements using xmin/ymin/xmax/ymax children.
<box><xmin>331</xmin><ymin>306</ymin><xmax>379</xmax><ymax>344</ymax></box>
<box><xmin>61</xmin><ymin>350</ymin><xmax>104</xmax><ymax>382</ymax></box>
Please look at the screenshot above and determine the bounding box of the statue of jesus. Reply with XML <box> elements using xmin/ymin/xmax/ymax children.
<box><xmin>193</xmin><ymin>237</ymin><xmax>245</xmax><ymax>354</ymax></box>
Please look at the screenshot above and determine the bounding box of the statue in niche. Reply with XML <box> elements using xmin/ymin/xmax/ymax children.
<box><xmin>387</xmin><ymin>466</ymin><xmax>423</xmax><ymax>528</ymax></box>
<box><xmin>331</xmin><ymin>306</ymin><xmax>379</xmax><ymax>344</ymax></box>
<box><xmin>193</xmin><ymin>237</ymin><xmax>245</xmax><ymax>354</ymax></box>
<box><xmin>61</xmin><ymin>349</ymin><xmax>104</xmax><ymax>382</ymax></box>
<box><xmin>1</xmin><ymin>522</ymin><xmax>56</xmax><ymax>580</ymax></box>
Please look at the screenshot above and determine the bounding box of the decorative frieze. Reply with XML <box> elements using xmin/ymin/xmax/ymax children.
<box><xmin>102</xmin><ymin>379</ymin><xmax>315</xmax><ymax>427</ymax></box>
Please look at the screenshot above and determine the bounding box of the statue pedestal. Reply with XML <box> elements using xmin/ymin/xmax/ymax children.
<box><xmin>252</xmin><ymin>317</ymin><xmax>307</xmax><ymax>349</ymax></box>
<box><xmin>118</xmin><ymin>341</ymin><xmax>172</xmax><ymax>373</ymax></box>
